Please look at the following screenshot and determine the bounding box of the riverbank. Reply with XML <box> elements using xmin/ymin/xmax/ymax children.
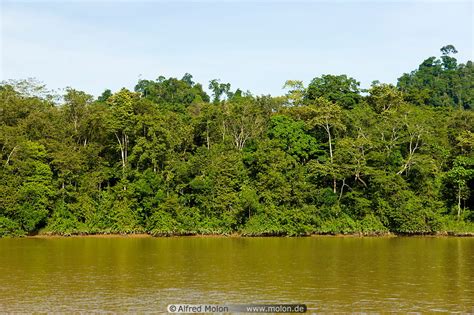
<box><xmin>2</xmin><ymin>216</ymin><xmax>473</xmax><ymax>239</ymax></box>
<box><xmin>20</xmin><ymin>230</ymin><xmax>474</xmax><ymax>239</ymax></box>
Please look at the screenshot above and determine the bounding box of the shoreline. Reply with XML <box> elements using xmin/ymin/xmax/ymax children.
<box><xmin>15</xmin><ymin>231</ymin><xmax>474</xmax><ymax>239</ymax></box>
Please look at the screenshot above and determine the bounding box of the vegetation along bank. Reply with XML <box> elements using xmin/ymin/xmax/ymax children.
<box><xmin>1</xmin><ymin>45</ymin><xmax>473</xmax><ymax>237</ymax></box>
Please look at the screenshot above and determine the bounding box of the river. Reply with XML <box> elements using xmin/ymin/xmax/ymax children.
<box><xmin>0</xmin><ymin>236</ymin><xmax>472</xmax><ymax>313</ymax></box>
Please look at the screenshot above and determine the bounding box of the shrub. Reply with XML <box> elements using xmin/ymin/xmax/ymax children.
<box><xmin>0</xmin><ymin>216</ymin><xmax>25</xmax><ymax>237</ymax></box>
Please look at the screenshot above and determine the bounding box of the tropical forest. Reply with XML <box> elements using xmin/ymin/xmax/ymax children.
<box><xmin>1</xmin><ymin>45</ymin><xmax>473</xmax><ymax>237</ymax></box>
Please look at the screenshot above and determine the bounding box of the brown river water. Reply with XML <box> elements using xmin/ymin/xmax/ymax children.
<box><xmin>0</xmin><ymin>236</ymin><xmax>472</xmax><ymax>313</ymax></box>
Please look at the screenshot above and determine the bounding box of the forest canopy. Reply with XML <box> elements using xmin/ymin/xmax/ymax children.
<box><xmin>1</xmin><ymin>46</ymin><xmax>473</xmax><ymax>237</ymax></box>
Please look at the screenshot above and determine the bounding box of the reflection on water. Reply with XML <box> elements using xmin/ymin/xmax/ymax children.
<box><xmin>0</xmin><ymin>237</ymin><xmax>472</xmax><ymax>312</ymax></box>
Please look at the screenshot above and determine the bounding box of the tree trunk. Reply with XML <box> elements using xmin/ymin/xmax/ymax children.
<box><xmin>206</xmin><ymin>121</ymin><xmax>210</xmax><ymax>150</ymax></box>
<box><xmin>114</xmin><ymin>132</ymin><xmax>128</xmax><ymax>175</ymax></box>
<box><xmin>4</xmin><ymin>145</ymin><xmax>18</xmax><ymax>168</ymax></box>
<box><xmin>457</xmin><ymin>182</ymin><xmax>461</xmax><ymax>219</ymax></box>
<box><xmin>325</xmin><ymin>123</ymin><xmax>337</xmax><ymax>193</ymax></box>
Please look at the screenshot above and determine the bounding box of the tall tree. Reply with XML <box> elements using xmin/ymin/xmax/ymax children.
<box><xmin>305</xmin><ymin>74</ymin><xmax>361</xmax><ymax>109</ymax></box>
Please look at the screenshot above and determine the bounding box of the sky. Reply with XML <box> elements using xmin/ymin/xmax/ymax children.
<box><xmin>1</xmin><ymin>0</ymin><xmax>473</xmax><ymax>97</ymax></box>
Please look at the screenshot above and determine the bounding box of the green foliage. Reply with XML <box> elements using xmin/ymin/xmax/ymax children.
<box><xmin>440</xmin><ymin>216</ymin><xmax>474</xmax><ymax>234</ymax></box>
<box><xmin>241</xmin><ymin>206</ymin><xmax>315</xmax><ymax>236</ymax></box>
<box><xmin>316</xmin><ymin>213</ymin><xmax>388</xmax><ymax>235</ymax></box>
<box><xmin>267</xmin><ymin>115</ymin><xmax>321</xmax><ymax>161</ymax></box>
<box><xmin>305</xmin><ymin>74</ymin><xmax>361</xmax><ymax>109</ymax></box>
<box><xmin>283</xmin><ymin>80</ymin><xmax>305</xmax><ymax>106</ymax></box>
<box><xmin>147</xmin><ymin>210</ymin><xmax>178</xmax><ymax>236</ymax></box>
<box><xmin>42</xmin><ymin>201</ymin><xmax>86</xmax><ymax>235</ymax></box>
<box><xmin>0</xmin><ymin>217</ymin><xmax>25</xmax><ymax>237</ymax></box>
<box><xmin>317</xmin><ymin>214</ymin><xmax>360</xmax><ymax>234</ymax></box>
<box><xmin>397</xmin><ymin>45</ymin><xmax>474</xmax><ymax>109</ymax></box>
<box><xmin>135</xmin><ymin>74</ymin><xmax>210</xmax><ymax>111</ymax></box>
<box><xmin>0</xmin><ymin>49</ymin><xmax>473</xmax><ymax>237</ymax></box>
<box><xmin>367</xmin><ymin>83</ymin><xmax>405</xmax><ymax>113</ymax></box>
<box><xmin>209</xmin><ymin>79</ymin><xmax>232</xmax><ymax>103</ymax></box>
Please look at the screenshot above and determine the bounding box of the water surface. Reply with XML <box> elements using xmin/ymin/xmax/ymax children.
<box><xmin>0</xmin><ymin>236</ymin><xmax>472</xmax><ymax>312</ymax></box>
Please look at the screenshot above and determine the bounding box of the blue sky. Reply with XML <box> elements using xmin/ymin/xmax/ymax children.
<box><xmin>1</xmin><ymin>1</ymin><xmax>473</xmax><ymax>97</ymax></box>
